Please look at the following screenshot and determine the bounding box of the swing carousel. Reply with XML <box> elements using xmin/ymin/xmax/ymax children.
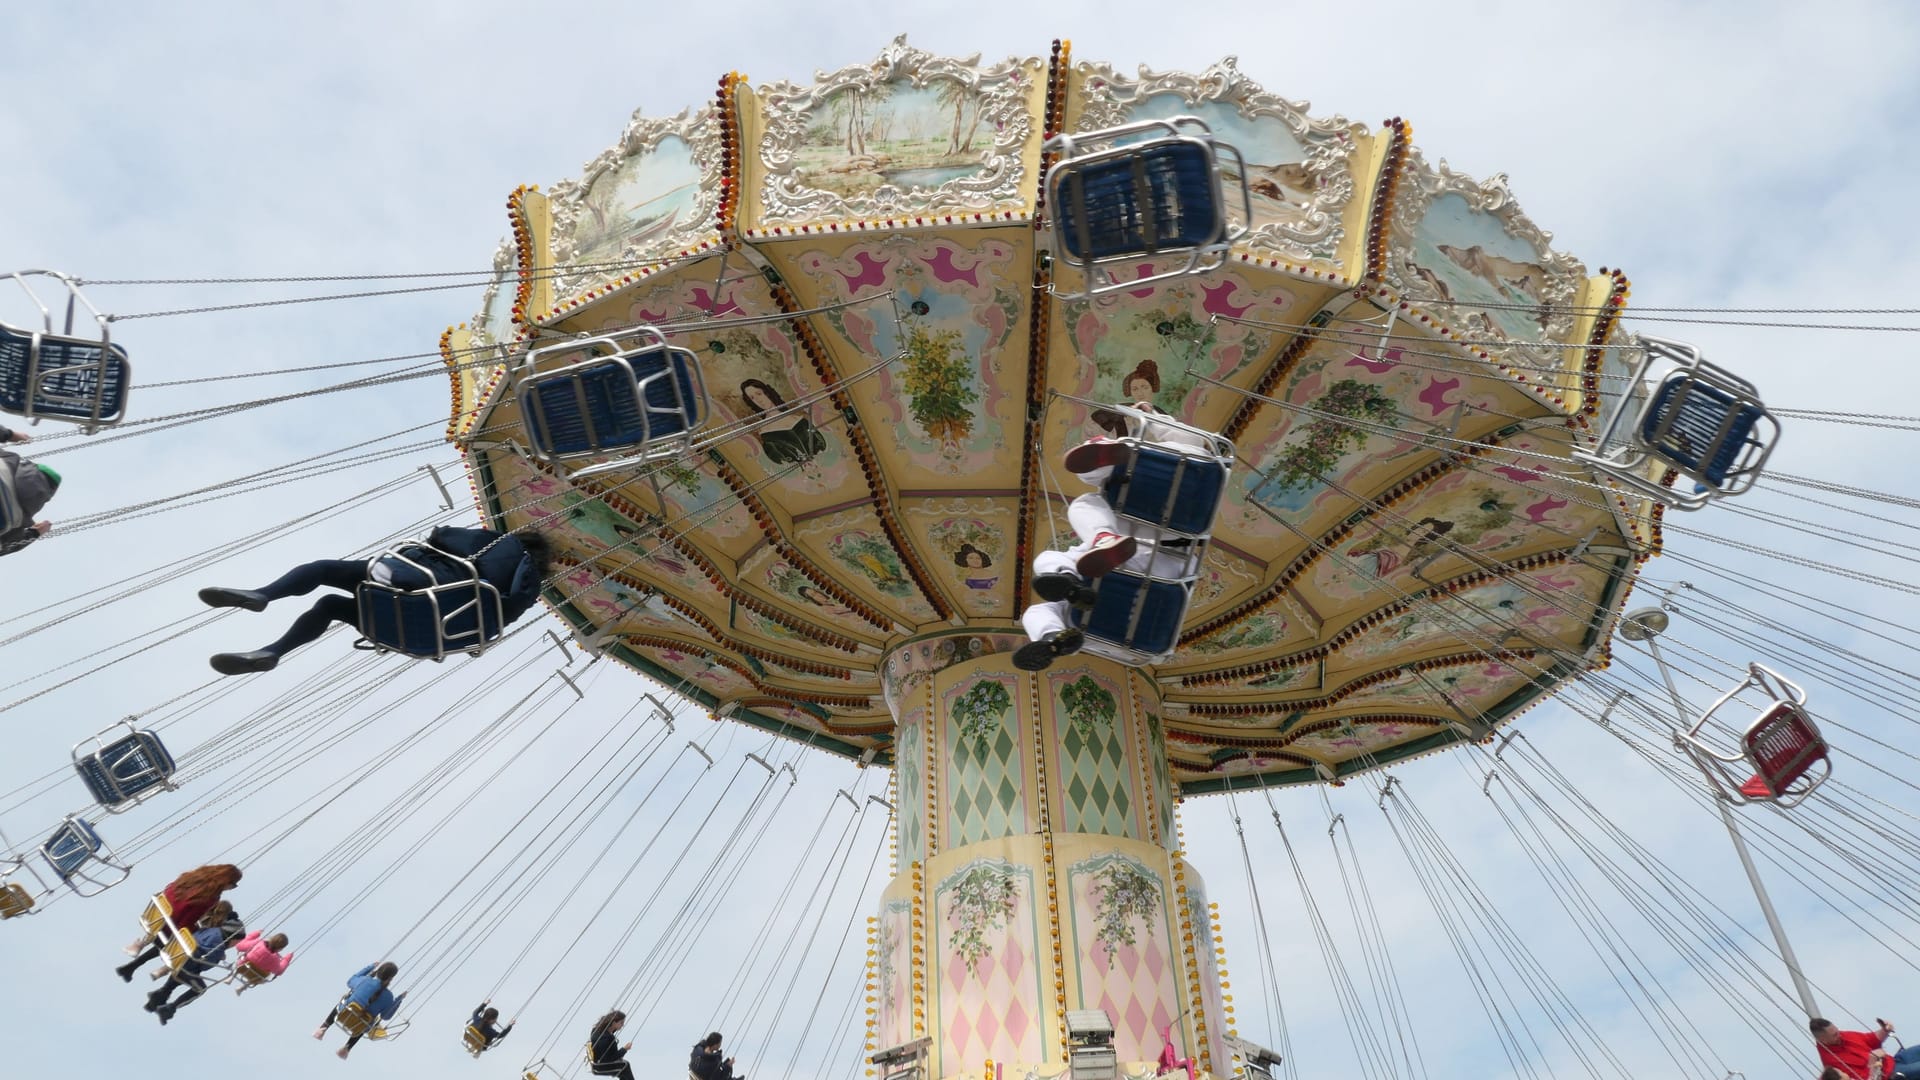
<box><xmin>438</xmin><ymin>37</ymin><xmax>1714</xmax><ymax>1080</ymax></box>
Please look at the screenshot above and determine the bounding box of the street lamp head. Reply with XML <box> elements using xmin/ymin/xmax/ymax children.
<box><xmin>1617</xmin><ymin>607</ymin><xmax>1671</xmax><ymax>642</ymax></box>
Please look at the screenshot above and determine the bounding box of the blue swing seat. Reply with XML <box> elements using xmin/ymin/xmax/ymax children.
<box><xmin>74</xmin><ymin>727</ymin><xmax>177</xmax><ymax>810</ymax></box>
<box><xmin>0</xmin><ymin>270</ymin><xmax>131</xmax><ymax>431</ymax></box>
<box><xmin>1069</xmin><ymin>570</ymin><xmax>1194</xmax><ymax>665</ymax></box>
<box><xmin>1044</xmin><ymin>116</ymin><xmax>1250</xmax><ymax>299</ymax></box>
<box><xmin>356</xmin><ymin>578</ymin><xmax>506</xmax><ymax>661</ymax></box>
<box><xmin>1570</xmin><ymin>336</ymin><xmax>1776</xmax><ymax>511</ymax></box>
<box><xmin>1639</xmin><ymin>376</ymin><xmax>1766</xmax><ymax>488</ymax></box>
<box><xmin>520</xmin><ymin>334</ymin><xmax>708</xmax><ymax>470</ymax></box>
<box><xmin>1103</xmin><ymin>443</ymin><xmax>1231</xmax><ymax>538</ymax></box>
<box><xmin>40</xmin><ymin>815</ymin><xmax>129</xmax><ymax>896</ymax></box>
<box><xmin>1055</xmin><ymin>141</ymin><xmax>1223</xmax><ymax>262</ymax></box>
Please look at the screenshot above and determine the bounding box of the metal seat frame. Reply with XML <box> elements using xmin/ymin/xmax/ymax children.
<box><xmin>353</xmin><ymin>547</ymin><xmax>507</xmax><ymax>662</ymax></box>
<box><xmin>1095</xmin><ymin>402</ymin><xmax>1236</xmax><ymax>543</ymax></box>
<box><xmin>0</xmin><ymin>858</ymin><xmax>40</xmax><ymax>919</ymax></box>
<box><xmin>72</xmin><ymin>718</ymin><xmax>178</xmax><ymax>812</ymax></box>
<box><xmin>39</xmin><ymin>814</ymin><xmax>130</xmax><ymax>897</ymax></box>
<box><xmin>0</xmin><ymin>269</ymin><xmax>131</xmax><ymax>432</ymax></box>
<box><xmin>516</xmin><ymin>329</ymin><xmax>709</xmax><ymax>481</ymax></box>
<box><xmin>1675</xmin><ymin>663</ymin><xmax>1830</xmax><ymax>808</ymax></box>
<box><xmin>335</xmin><ymin>998</ymin><xmax>409</xmax><ymax>1042</ymax></box>
<box><xmin>1044</xmin><ymin>115</ymin><xmax>1251</xmax><ymax>300</ymax></box>
<box><xmin>1046</xmin><ymin>397</ymin><xmax>1230</xmax><ymax>665</ymax></box>
<box><xmin>228</xmin><ymin>960</ymin><xmax>277</xmax><ymax>995</ymax></box>
<box><xmin>1573</xmin><ymin>336</ymin><xmax>1778</xmax><ymax>511</ymax></box>
<box><xmin>464</xmin><ymin>1024</ymin><xmax>492</xmax><ymax>1058</ymax></box>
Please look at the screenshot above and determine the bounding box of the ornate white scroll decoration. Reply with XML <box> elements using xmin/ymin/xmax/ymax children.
<box><xmin>545</xmin><ymin>105</ymin><xmax>726</xmax><ymax>304</ymax></box>
<box><xmin>1386</xmin><ymin>151</ymin><xmax>1587</xmax><ymax>369</ymax></box>
<box><xmin>1072</xmin><ymin>55</ymin><xmax>1360</xmax><ymax>265</ymax></box>
<box><xmin>757</xmin><ymin>34</ymin><xmax>1035</xmax><ymax>220</ymax></box>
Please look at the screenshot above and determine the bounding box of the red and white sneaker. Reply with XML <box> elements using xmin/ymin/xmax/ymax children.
<box><xmin>1063</xmin><ymin>438</ymin><xmax>1128</xmax><ymax>476</ymax></box>
<box><xmin>1075</xmin><ymin>532</ymin><xmax>1137</xmax><ymax>578</ymax></box>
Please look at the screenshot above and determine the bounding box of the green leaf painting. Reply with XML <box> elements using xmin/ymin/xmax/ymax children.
<box><xmin>899</xmin><ymin>322</ymin><xmax>978</xmax><ymax>444</ymax></box>
<box><xmin>951</xmin><ymin>678</ymin><xmax>1013</xmax><ymax>756</ymax></box>
<box><xmin>1092</xmin><ymin>860</ymin><xmax>1161</xmax><ymax>968</ymax></box>
<box><xmin>947</xmin><ymin>862</ymin><xmax>1019</xmax><ymax>974</ymax></box>
<box><xmin>1267</xmin><ymin>378</ymin><xmax>1396</xmax><ymax>493</ymax></box>
<box><xmin>1060</xmin><ymin>675</ymin><xmax>1118</xmax><ymax>740</ymax></box>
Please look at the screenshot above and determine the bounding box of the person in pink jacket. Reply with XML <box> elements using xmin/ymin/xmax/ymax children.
<box><xmin>233</xmin><ymin>930</ymin><xmax>293</xmax><ymax>977</ymax></box>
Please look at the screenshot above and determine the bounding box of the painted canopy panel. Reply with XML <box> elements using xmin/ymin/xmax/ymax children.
<box><xmin>450</xmin><ymin>39</ymin><xmax>1653</xmax><ymax>788</ymax></box>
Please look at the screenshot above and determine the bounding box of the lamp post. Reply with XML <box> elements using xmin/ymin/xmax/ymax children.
<box><xmin>1615</xmin><ymin>607</ymin><xmax>1820</xmax><ymax>1020</ymax></box>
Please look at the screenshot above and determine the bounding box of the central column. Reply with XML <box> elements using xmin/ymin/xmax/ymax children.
<box><xmin>867</xmin><ymin>633</ymin><xmax>1229</xmax><ymax>1080</ymax></box>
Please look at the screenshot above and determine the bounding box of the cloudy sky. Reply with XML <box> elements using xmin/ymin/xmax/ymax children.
<box><xmin>5</xmin><ymin>3</ymin><xmax>1920</xmax><ymax>1079</ymax></box>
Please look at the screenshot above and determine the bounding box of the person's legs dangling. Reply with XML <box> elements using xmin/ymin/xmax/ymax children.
<box><xmin>261</xmin><ymin>594</ymin><xmax>360</xmax><ymax>657</ymax></box>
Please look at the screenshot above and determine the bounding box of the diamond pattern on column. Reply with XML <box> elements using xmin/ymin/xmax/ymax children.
<box><xmin>1066</xmin><ymin>855</ymin><xmax>1178</xmax><ymax>1063</ymax></box>
<box><xmin>1058</xmin><ymin>712</ymin><xmax>1134</xmax><ymax>838</ymax></box>
<box><xmin>899</xmin><ymin>711</ymin><xmax>924</xmax><ymax>867</ymax></box>
<box><xmin>947</xmin><ymin>721</ymin><xmax>1024</xmax><ymax>846</ymax></box>
<box><xmin>935</xmin><ymin>860</ymin><xmax>1043</xmax><ymax>1072</ymax></box>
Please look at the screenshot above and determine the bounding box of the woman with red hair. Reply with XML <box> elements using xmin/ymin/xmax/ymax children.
<box><xmin>115</xmin><ymin>864</ymin><xmax>242</xmax><ymax>982</ymax></box>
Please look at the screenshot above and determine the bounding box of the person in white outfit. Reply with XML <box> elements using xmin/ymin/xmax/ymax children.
<box><xmin>1014</xmin><ymin>406</ymin><xmax>1212</xmax><ymax>672</ymax></box>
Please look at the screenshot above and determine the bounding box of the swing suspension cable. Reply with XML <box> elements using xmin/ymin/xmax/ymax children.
<box><xmin>1319</xmin><ymin>789</ymin><xmax>1429</xmax><ymax>1080</ymax></box>
<box><xmin>415</xmin><ymin>703</ymin><xmax>684</xmax><ymax>1010</ymax></box>
<box><xmin>1516</xmin><ymin>716</ymin><xmax>1864</xmax><ymax>994</ymax></box>
<box><xmin>484</xmin><ymin>729</ymin><xmax>714</xmax><ymax>1048</ymax></box>
<box><xmin>1370</xmin><ymin>781</ymin><xmax>1546</xmax><ymax>1080</ymax></box>
<box><xmin>0</xmin><ymin>471</ymin><xmax>426</xmax><ymax>643</ymax></box>
<box><xmin>724</xmin><ymin>778</ymin><xmax>874</xmax><ymax>1059</ymax></box>
<box><xmin>769</xmin><ymin>806</ymin><xmax>893</xmax><ymax>1080</ymax></box>
<box><xmin>1269</xmin><ymin>809</ymin><xmax>1391</xmax><ymax>1080</ymax></box>
<box><xmin>537</xmin><ymin>745</ymin><xmax>783</xmax><ymax>1068</ymax></box>
<box><xmin>407</xmin><ymin>694</ymin><xmax>723</xmax><ymax>1014</ymax></box>
<box><xmin>612</xmin><ymin>749</ymin><xmax>797</xmax><ymax>1012</ymax></box>
<box><xmin>294</xmin><ymin>674</ymin><xmax>578</xmax><ymax>954</ymax></box>
<box><xmin>1224</xmin><ymin>793</ymin><xmax>1298</xmax><ymax>1080</ymax></box>
<box><xmin>385</xmin><ymin>664</ymin><xmax>619</xmax><ymax>973</ymax></box>
<box><xmin>1380</xmin><ymin>773</ymin><xmax>1635</xmax><ymax>1080</ymax></box>
<box><xmin>1592</xmin><ymin>709</ymin><xmax>1920</xmax><ymax>958</ymax></box>
<box><xmin>525</xmin><ymin>747</ymin><xmax>753</xmax><ymax>1064</ymax></box>
<box><xmin>137</xmin><ymin>635</ymin><xmax>550</xmax><ymax>866</ymax></box>
<box><xmin>703</xmin><ymin>775</ymin><xmax>856</xmax><ymax>1030</ymax></box>
<box><xmin>242</xmin><ymin>643</ymin><xmax>557</xmax><ymax>919</ymax></box>
<box><xmin>1482</xmin><ymin>736</ymin><xmax>1834</xmax><ymax>1069</ymax></box>
<box><xmin>627</xmin><ymin>759</ymin><xmax>818</xmax><ymax>1028</ymax></box>
<box><xmin>1470</xmin><ymin>760</ymin><xmax>1727</xmax><ymax>1078</ymax></box>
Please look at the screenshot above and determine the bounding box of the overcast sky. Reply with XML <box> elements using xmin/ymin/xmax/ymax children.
<box><xmin>4</xmin><ymin>4</ymin><xmax>1920</xmax><ymax>1080</ymax></box>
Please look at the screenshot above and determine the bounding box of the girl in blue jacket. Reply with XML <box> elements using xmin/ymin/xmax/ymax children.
<box><xmin>315</xmin><ymin>961</ymin><xmax>406</xmax><ymax>1059</ymax></box>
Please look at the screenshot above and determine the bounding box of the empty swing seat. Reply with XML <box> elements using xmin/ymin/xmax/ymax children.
<box><xmin>0</xmin><ymin>270</ymin><xmax>132</xmax><ymax>430</ymax></box>
<box><xmin>1070</xmin><ymin>570</ymin><xmax>1194</xmax><ymax>665</ymax></box>
<box><xmin>0</xmin><ymin>330</ymin><xmax>132</xmax><ymax>427</ymax></box>
<box><xmin>519</xmin><ymin>332</ymin><xmax>709</xmax><ymax>471</ymax></box>
<box><xmin>1678</xmin><ymin>663</ymin><xmax>1829</xmax><ymax>807</ymax></box>
<box><xmin>356</xmin><ymin>577</ymin><xmax>505</xmax><ymax>661</ymax></box>
<box><xmin>74</xmin><ymin>727</ymin><xmax>177</xmax><ymax>810</ymax></box>
<box><xmin>1055</xmin><ymin>141</ymin><xmax>1222</xmax><ymax>262</ymax></box>
<box><xmin>1044</xmin><ymin>116</ymin><xmax>1250</xmax><ymax>299</ymax></box>
<box><xmin>1104</xmin><ymin>443</ymin><xmax>1230</xmax><ymax>538</ymax></box>
<box><xmin>1736</xmin><ymin>700</ymin><xmax>1829</xmax><ymax>801</ymax></box>
<box><xmin>1640</xmin><ymin>376</ymin><xmax>1766</xmax><ymax>488</ymax></box>
<box><xmin>0</xmin><ymin>881</ymin><xmax>31</xmax><ymax>919</ymax></box>
<box><xmin>39</xmin><ymin>816</ymin><xmax>128</xmax><ymax>896</ymax></box>
<box><xmin>1570</xmin><ymin>336</ymin><xmax>1776</xmax><ymax>511</ymax></box>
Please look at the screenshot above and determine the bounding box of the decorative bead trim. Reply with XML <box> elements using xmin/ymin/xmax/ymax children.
<box><xmin>1362</xmin><ymin>119</ymin><xmax>1413</xmax><ymax>283</ymax></box>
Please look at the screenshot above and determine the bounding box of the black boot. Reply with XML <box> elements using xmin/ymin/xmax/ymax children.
<box><xmin>1013</xmin><ymin>629</ymin><xmax>1085</xmax><ymax>671</ymax></box>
